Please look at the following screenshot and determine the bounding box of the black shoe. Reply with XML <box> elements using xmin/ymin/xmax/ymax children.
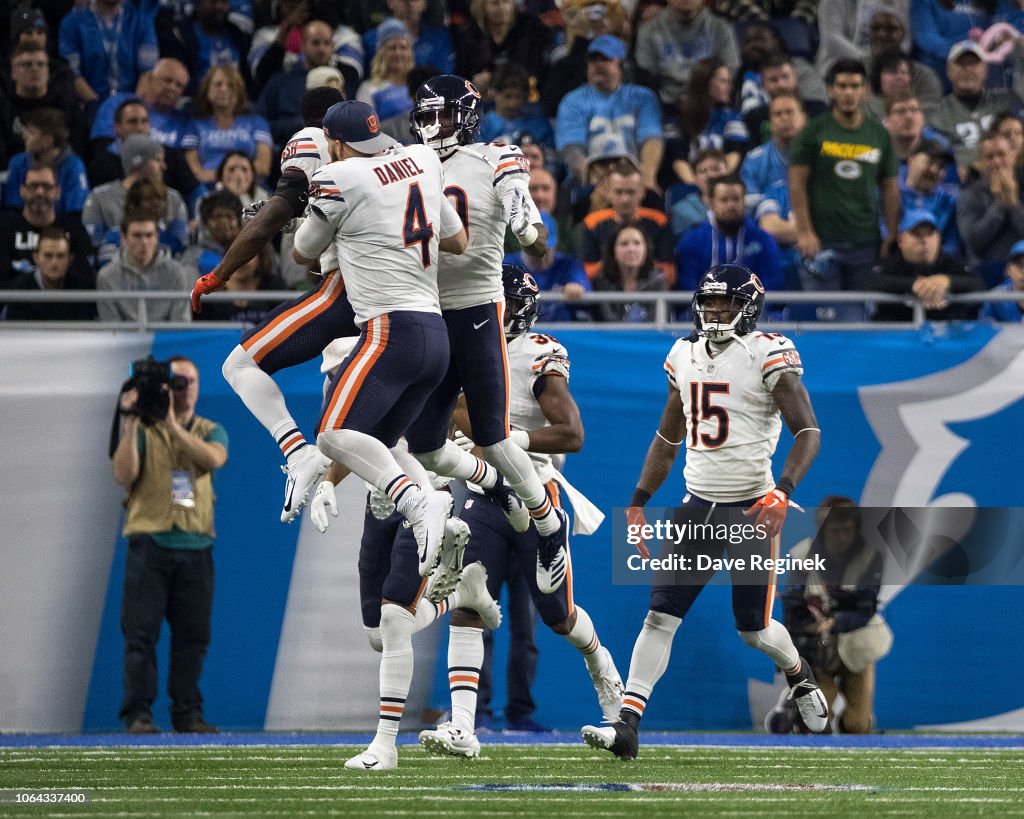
<box><xmin>536</xmin><ymin>509</ymin><xmax>569</xmax><ymax>594</ymax></box>
<box><xmin>173</xmin><ymin>717</ymin><xmax>219</xmax><ymax>733</ymax></box>
<box><xmin>126</xmin><ymin>716</ymin><xmax>160</xmax><ymax>734</ymax></box>
<box><xmin>483</xmin><ymin>476</ymin><xmax>530</xmax><ymax>532</ymax></box>
<box><xmin>581</xmin><ymin>719</ymin><xmax>639</xmax><ymax>760</ymax></box>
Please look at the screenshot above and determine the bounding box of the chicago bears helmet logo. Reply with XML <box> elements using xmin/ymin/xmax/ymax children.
<box><xmin>749</xmin><ymin>274</ymin><xmax>765</xmax><ymax>293</ymax></box>
<box><xmin>465</xmin><ymin>79</ymin><xmax>481</xmax><ymax>98</ymax></box>
<box><xmin>522</xmin><ymin>272</ymin><xmax>540</xmax><ymax>292</ymax></box>
<box><xmin>366</xmin><ymin>114</ymin><xmax>380</xmax><ymax>134</ymax></box>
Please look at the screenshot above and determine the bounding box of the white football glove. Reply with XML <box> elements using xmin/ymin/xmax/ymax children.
<box><xmin>242</xmin><ymin>199</ymin><xmax>297</xmax><ymax>233</ymax></box>
<box><xmin>309</xmin><ymin>480</ymin><xmax>338</xmax><ymax>533</ymax></box>
<box><xmin>452</xmin><ymin>430</ymin><xmax>476</xmax><ymax>452</ymax></box>
<box><xmin>509</xmin><ymin>187</ymin><xmax>533</xmax><ymax>237</ymax></box>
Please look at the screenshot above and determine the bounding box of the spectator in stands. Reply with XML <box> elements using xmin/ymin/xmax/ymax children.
<box><xmin>0</xmin><ymin>41</ymin><xmax>82</xmax><ymax>161</ymax></box>
<box><xmin>580</xmin><ymin>163</ymin><xmax>675</xmax><ymax>284</ymax></box>
<box><xmin>479</xmin><ymin>63</ymin><xmax>555</xmax><ymax>148</ymax></box>
<box><xmin>756</xmin><ymin>177</ymin><xmax>802</xmax><ymax>291</ymax></box>
<box><xmin>258</xmin><ymin>20</ymin><xmax>339</xmax><ymax>146</ymax></box>
<box><xmin>505</xmin><ymin>215</ymin><xmax>593</xmax><ymax>322</ymax></box>
<box><xmin>789</xmin><ymin>59</ymin><xmax>900</xmax><ymax>319</ymax></box>
<box><xmin>207</xmin><ymin>151</ymin><xmax>271</xmax><ymax>209</ymax></box>
<box><xmin>193</xmin><ymin>243</ymin><xmax>286</xmax><ymax>323</ymax></box>
<box><xmin>669</xmin><ymin>147</ymin><xmax>727</xmax><ymax>237</ymax></box>
<box><xmin>741</xmin><ymin>92</ymin><xmax>806</xmax><ymax>211</ymax></box>
<box><xmin>556</xmin><ymin>36</ymin><xmax>664</xmax><ymax>193</ymax></box>
<box><xmin>100</xmin><ymin>177</ymin><xmax>190</xmax><ymax>264</ymax></box>
<box><xmin>993</xmin><ymin>112</ymin><xmax>1024</xmax><ymax>170</ymax></box>
<box><xmin>356</xmin><ymin>20</ymin><xmax>415</xmax><ymax>126</ymax></box>
<box><xmin>898</xmin><ymin>139</ymin><xmax>961</xmax><ymax>255</ymax></box>
<box><xmin>58</xmin><ymin>0</ymin><xmax>157</xmax><ymax>104</ymax></box>
<box><xmin>0</xmin><ymin>163</ymin><xmax>94</xmax><ymax>288</ymax></box>
<box><xmin>671</xmin><ymin>58</ymin><xmax>750</xmax><ymax>185</ymax></box>
<box><xmin>136</xmin><ymin>59</ymin><xmax>194</xmax><ymax>151</ymax></box>
<box><xmin>933</xmin><ymin>41</ymin><xmax>1021</xmax><ymax>176</ymax></box>
<box><xmin>910</xmin><ymin>0</ymin><xmax>993</xmax><ymax>77</ymax></box>
<box><xmin>453</xmin><ymin>0</ymin><xmax>552</xmax><ymax>98</ymax></box>
<box><xmin>179</xmin><ymin>190</ymin><xmax>244</xmax><ymax>283</ymax></box>
<box><xmin>3</xmin><ymin>226</ymin><xmax>96</xmax><ymax>321</ymax></box>
<box><xmin>2</xmin><ymin>107</ymin><xmax>89</xmax><ymax>215</ymax></box>
<box><xmin>183</xmin><ymin>64</ymin><xmax>272</xmax><ymax>186</ymax></box>
<box><xmin>870</xmin><ymin>209</ymin><xmax>982</xmax><ymax>321</ymax></box>
<box><xmin>866</xmin><ymin>49</ymin><xmax>943</xmax><ymax>121</ymax></box>
<box><xmin>817</xmin><ymin>0</ymin><xmax>909</xmax><ymax>77</ymax></box>
<box><xmin>882</xmin><ymin>90</ymin><xmax>952</xmax><ymax>165</ymax></box>
<box><xmin>715</xmin><ymin>0</ymin><xmax>818</xmax><ymax>28</ymax></box>
<box><xmin>675</xmin><ymin>173</ymin><xmax>784</xmax><ymax>293</ymax></box>
<box><xmin>771</xmin><ymin>498</ymin><xmax>892</xmax><ymax>735</ymax></box>
<box><xmin>364</xmin><ymin>0</ymin><xmax>454</xmax><ymax>78</ymax></box>
<box><xmin>981</xmin><ymin>238</ymin><xmax>1024</xmax><ymax>321</ymax></box>
<box><xmin>97</xmin><ymin>213</ymin><xmax>190</xmax><ymax>323</ymax></box>
<box><xmin>83</xmin><ymin>135</ymin><xmax>189</xmax><ymax>263</ymax></box>
<box><xmin>111</xmin><ymin>354</ymin><xmax>226</xmax><ymax>733</ymax></box>
<box><xmin>157</xmin><ymin>0</ymin><xmax>251</xmax><ymax>98</ymax></box>
<box><xmin>634</xmin><ymin>0</ymin><xmax>739</xmax><ymax>108</ymax></box>
<box><xmin>540</xmin><ymin>0</ymin><xmax>628</xmax><ymax>118</ymax></box>
<box><xmin>957</xmin><ymin>130</ymin><xmax>1024</xmax><ymax>284</ymax></box>
<box><xmin>735</xmin><ymin>24</ymin><xmax>826</xmax><ymax>121</ymax></box>
<box><xmin>591</xmin><ymin>222</ymin><xmax>667</xmax><ymax>321</ymax></box>
<box><xmin>742</xmin><ymin>52</ymin><xmax>828</xmax><ymax>146</ymax></box>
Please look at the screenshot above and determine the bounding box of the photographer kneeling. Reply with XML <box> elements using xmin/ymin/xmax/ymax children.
<box><xmin>767</xmin><ymin>497</ymin><xmax>892</xmax><ymax>734</ymax></box>
<box><xmin>111</xmin><ymin>356</ymin><xmax>228</xmax><ymax>734</ymax></box>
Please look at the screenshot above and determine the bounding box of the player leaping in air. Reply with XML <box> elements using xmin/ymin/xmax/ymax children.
<box><xmin>402</xmin><ymin>75</ymin><xmax>573</xmax><ymax>596</ymax></box>
<box><xmin>582</xmin><ymin>263</ymin><xmax>828</xmax><ymax>760</ymax></box>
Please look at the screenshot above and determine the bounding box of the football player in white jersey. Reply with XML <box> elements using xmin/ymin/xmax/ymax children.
<box><xmin>290</xmin><ymin>100</ymin><xmax>471</xmax><ymax>771</ymax></box>
<box><xmin>417</xmin><ymin>265</ymin><xmax>625</xmax><ymax>759</ymax></box>
<box><xmin>403</xmin><ymin>75</ymin><xmax>574</xmax><ymax>597</ymax></box>
<box><xmin>190</xmin><ymin>87</ymin><xmax>357</xmax><ymax>524</ymax></box>
<box><xmin>582</xmin><ymin>264</ymin><xmax>828</xmax><ymax>760</ymax></box>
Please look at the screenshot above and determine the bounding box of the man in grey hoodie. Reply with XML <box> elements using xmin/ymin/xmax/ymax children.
<box><xmin>97</xmin><ymin>213</ymin><xmax>190</xmax><ymax>322</ymax></box>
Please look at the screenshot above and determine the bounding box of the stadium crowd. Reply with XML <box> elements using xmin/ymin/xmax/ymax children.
<box><xmin>2</xmin><ymin>0</ymin><xmax>1024</xmax><ymax>324</ymax></box>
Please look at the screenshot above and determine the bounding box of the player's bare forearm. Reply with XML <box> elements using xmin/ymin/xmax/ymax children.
<box><xmin>532</xmin><ymin>375</ymin><xmax>583</xmax><ymax>453</ymax></box>
<box><xmin>632</xmin><ymin>389</ymin><xmax>686</xmax><ymax>503</ymax></box>
<box><xmin>214</xmin><ymin>197</ymin><xmax>294</xmax><ymax>282</ymax></box>
<box><xmin>772</xmin><ymin>372</ymin><xmax>821</xmax><ymax>491</ymax></box>
<box><xmin>521</xmin><ymin>222</ymin><xmax>549</xmax><ymax>258</ymax></box>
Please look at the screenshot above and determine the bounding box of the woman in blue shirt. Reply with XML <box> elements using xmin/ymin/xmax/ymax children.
<box><xmin>183</xmin><ymin>64</ymin><xmax>272</xmax><ymax>187</ymax></box>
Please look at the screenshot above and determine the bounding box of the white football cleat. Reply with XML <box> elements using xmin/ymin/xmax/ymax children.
<box><xmin>454</xmin><ymin>562</ymin><xmax>502</xmax><ymax>630</ymax></box>
<box><xmin>419</xmin><ymin>722</ymin><xmax>481</xmax><ymax>759</ymax></box>
<box><xmin>791</xmin><ymin>678</ymin><xmax>829</xmax><ymax>733</ymax></box>
<box><xmin>281</xmin><ymin>445</ymin><xmax>331</xmax><ymax>524</ymax></box>
<box><xmin>483</xmin><ymin>478</ymin><xmax>531</xmax><ymax>533</ymax></box>
<box><xmin>588</xmin><ymin>646</ymin><xmax>624</xmax><ymax>722</ymax></box>
<box><xmin>343</xmin><ymin>743</ymin><xmax>398</xmax><ymax>771</ymax></box>
<box><xmin>536</xmin><ymin>509</ymin><xmax>569</xmax><ymax>593</ymax></box>
<box><xmin>425</xmin><ymin>516</ymin><xmax>471</xmax><ymax>604</ymax></box>
<box><xmin>406</xmin><ymin>491</ymin><xmax>454</xmax><ymax>577</ymax></box>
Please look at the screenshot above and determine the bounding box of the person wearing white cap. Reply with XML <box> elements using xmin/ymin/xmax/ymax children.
<box><xmin>932</xmin><ymin>40</ymin><xmax>1021</xmax><ymax>174</ymax></box>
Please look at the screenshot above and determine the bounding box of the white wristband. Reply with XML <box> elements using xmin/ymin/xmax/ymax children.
<box><xmin>516</xmin><ymin>224</ymin><xmax>539</xmax><ymax>247</ymax></box>
<box><xmin>510</xmin><ymin>429</ymin><xmax>530</xmax><ymax>450</ymax></box>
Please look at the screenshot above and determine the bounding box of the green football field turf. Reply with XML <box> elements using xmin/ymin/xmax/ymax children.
<box><xmin>2</xmin><ymin>743</ymin><xmax>1023</xmax><ymax>817</ymax></box>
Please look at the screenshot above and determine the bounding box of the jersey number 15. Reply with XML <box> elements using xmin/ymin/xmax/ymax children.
<box><xmin>689</xmin><ymin>382</ymin><xmax>730</xmax><ymax>448</ymax></box>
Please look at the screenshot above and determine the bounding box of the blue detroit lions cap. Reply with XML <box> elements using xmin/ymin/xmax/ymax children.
<box><xmin>899</xmin><ymin>209</ymin><xmax>938</xmax><ymax>232</ymax></box>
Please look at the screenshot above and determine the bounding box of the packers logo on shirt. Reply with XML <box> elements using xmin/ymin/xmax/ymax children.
<box><xmin>835</xmin><ymin>160</ymin><xmax>862</xmax><ymax>180</ymax></box>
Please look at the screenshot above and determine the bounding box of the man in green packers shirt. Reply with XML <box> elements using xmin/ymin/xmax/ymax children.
<box><xmin>789</xmin><ymin>58</ymin><xmax>900</xmax><ymax>320</ymax></box>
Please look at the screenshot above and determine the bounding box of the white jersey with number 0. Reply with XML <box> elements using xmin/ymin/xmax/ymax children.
<box><xmin>437</xmin><ymin>142</ymin><xmax>541</xmax><ymax>310</ymax></box>
<box><xmin>294</xmin><ymin>143</ymin><xmax>462</xmax><ymax>326</ymax></box>
<box><xmin>664</xmin><ymin>331</ymin><xmax>804</xmax><ymax>503</ymax></box>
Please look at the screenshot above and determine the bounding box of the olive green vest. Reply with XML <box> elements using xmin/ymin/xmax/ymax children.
<box><xmin>122</xmin><ymin>416</ymin><xmax>219</xmax><ymax>539</ymax></box>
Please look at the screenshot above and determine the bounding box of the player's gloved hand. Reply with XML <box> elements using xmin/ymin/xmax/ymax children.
<box><xmin>626</xmin><ymin>505</ymin><xmax>651</xmax><ymax>559</ymax></box>
<box><xmin>191</xmin><ymin>271</ymin><xmax>225</xmax><ymax>314</ymax></box>
<box><xmin>744</xmin><ymin>487</ymin><xmax>789</xmax><ymax>538</ymax></box>
<box><xmin>309</xmin><ymin>480</ymin><xmax>338</xmax><ymax>533</ymax></box>
<box><xmin>452</xmin><ymin>430</ymin><xmax>476</xmax><ymax>452</ymax></box>
<box><xmin>509</xmin><ymin>187</ymin><xmax>531</xmax><ymax>235</ymax></box>
<box><xmin>368</xmin><ymin>487</ymin><xmax>396</xmax><ymax>520</ymax></box>
<box><xmin>241</xmin><ymin>199</ymin><xmax>267</xmax><ymax>225</ymax></box>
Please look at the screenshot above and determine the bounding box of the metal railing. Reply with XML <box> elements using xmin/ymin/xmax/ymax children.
<box><xmin>0</xmin><ymin>289</ymin><xmax>1019</xmax><ymax>332</ymax></box>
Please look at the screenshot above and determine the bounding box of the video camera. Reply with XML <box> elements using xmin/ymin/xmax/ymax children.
<box><xmin>120</xmin><ymin>356</ymin><xmax>188</xmax><ymax>426</ymax></box>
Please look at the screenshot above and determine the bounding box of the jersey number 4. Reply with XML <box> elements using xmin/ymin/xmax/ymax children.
<box><xmin>403</xmin><ymin>182</ymin><xmax>434</xmax><ymax>266</ymax></box>
<box><xmin>689</xmin><ymin>382</ymin><xmax>730</xmax><ymax>448</ymax></box>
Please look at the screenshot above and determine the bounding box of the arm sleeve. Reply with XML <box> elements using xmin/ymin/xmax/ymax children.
<box><xmin>439</xmin><ymin>193</ymin><xmax>464</xmax><ymax>239</ymax></box>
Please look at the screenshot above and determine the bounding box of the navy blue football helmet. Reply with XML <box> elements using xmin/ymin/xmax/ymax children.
<box><xmin>502</xmin><ymin>264</ymin><xmax>540</xmax><ymax>340</ymax></box>
<box><xmin>693</xmin><ymin>264</ymin><xmax>765</xmax><ymax>342</ymax></box>
<box><xmin>410</xmin><ymin>74</ymin><xmax>482</xmax><ymax>152</ymax></box>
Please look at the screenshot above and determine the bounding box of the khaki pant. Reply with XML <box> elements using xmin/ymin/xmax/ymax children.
<box><xmin>815</xmin><ymin>660</ymin><xmax>875</xmax><ymax>734</ymax></box>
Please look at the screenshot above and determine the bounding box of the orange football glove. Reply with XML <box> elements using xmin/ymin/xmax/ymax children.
<box><xmin>626</xmin><ymin>505</ymin><xmax>651</xmax><ymax>559</ymax></box>
<box><xmin>191</xmin><ymin>272</ymin><xmax>225</xmax><ymax>314</ymax></box>
<box><xmin>744</xmin><ymin>488</ymin><xmax>789</xmax><ymax>538</ymax></box>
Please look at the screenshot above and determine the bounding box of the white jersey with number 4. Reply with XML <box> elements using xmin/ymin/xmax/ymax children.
<box><xmin>293</xmin><ymin>143</ymin><xmax>463</xmax><ymax>326</ymax></box>
<box><xmin>664</xmin><ymin>331</ymin><xmax>804</xmax><ymax>503</ymax></box>
<box><xmin>507</xmin><ymin>331</ymin><xmax>571</xmax><ymax>483</ymax></box>
<box><xmin>279</xmin><ymin>125</ymin><xmax>339</xmax><ymax>273</ymax></box>
<box><xmin>438</xmin><ymin>142</ymin><xmax>542</xmax><ymax>310</ymax></box>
